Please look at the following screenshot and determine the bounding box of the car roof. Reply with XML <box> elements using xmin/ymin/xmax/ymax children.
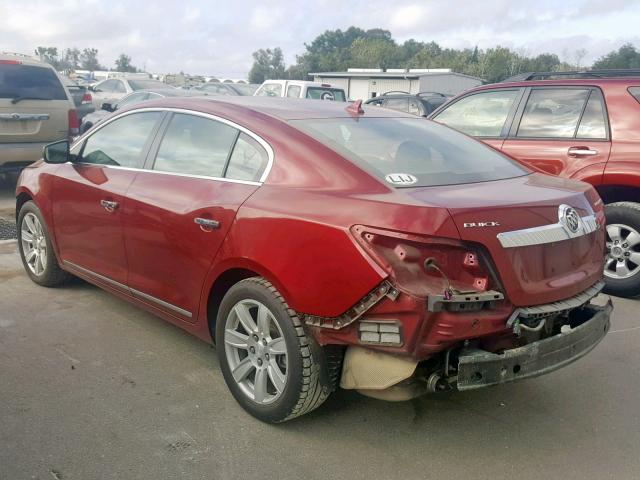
<box><xmin>0</xmin><ymin>52</ymin><xmax>52</xmax><ymax>67</ymax></box>
<box><xmin>131</xmin><ymin>96</ymin><xmax>416</xmax><ymax>120</ymax></box>
<box><xmin>474</xmin><ymin>77</ymin><xmax>640</xmax><ymax>91</ymax></box>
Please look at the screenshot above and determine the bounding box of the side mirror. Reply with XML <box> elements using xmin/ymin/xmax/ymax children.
<box><xmin>101</xmin><ymin>102</ymin><xmax>114</xmax><ymax>112</ymax></box>
<box><xmin>43</xmin><ymin>140</ymin><xmax>70</xmax><ymax>164</ymax></box>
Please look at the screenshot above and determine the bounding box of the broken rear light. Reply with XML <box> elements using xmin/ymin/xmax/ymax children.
<box><xmin>81</xmin><ymin>92</ymin><xmax>92</xmax><ymax>104</ymax></box>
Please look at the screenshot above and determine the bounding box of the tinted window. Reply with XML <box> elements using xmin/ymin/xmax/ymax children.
<box><xmin>229</xmin><ymin>84</ymin><xmax>258</xmax><ymax>96</ymax></box>
<box><xmin>629</xmin><ymin>87</ymin><xmax>640</xmax><ymax>103</ymax></box>
<box><xmin>154</xmin><ymin>113</ymin><xmax>238</xmax><ymax>177</ymax></box>
<box><xmin>286</xmin><ymin>85</ymin><xmax>301</xmax><ymax>98</ymax></box>
<box><xmin>384</xmin><ymin>98</ymin><xmax>409</xmax><ymax>112</ymax></box>
<box><xmin>202</xmin><ymin>83</ymin><xmax>232</xmax><ymax>95</ymax></box>
<box><xmin>96</xmin><ymin>79</ymin><xmax>118</xmax><ymax>92</ymax></box>
<box><xmin>408</xmin><ymin>98</ymin><xmax>423</xmax><ymax>116</ymax></box>
<box><xmin>113</xmin><ymin>80</ymin><xmax>126</xmax><ymax>93</ymax></box>
<box><xmin>226</xmin><ymin>133</ymin><xmax>269</xmax><ymax>182</ymax></box>
<box><xmin>434</xmin><ymin>90</ymin><xmax>519</xmax><ymax>137</ymax></box>
<box><xmin>0</xmin><ymin>64</ymin><xmax>67</xmax><ymax>100</ymax></box>
<box><xmin>256</xmin><ymin>83</ymin><xmax>282</xmax><ymax>97</ymax></box>
<box><xmin>576</xmin><ymin>92</ymin><xmax>607</xmax><ymax>139</ymax></box>
<box><xmin>517</xmin><ymin>89</ymin><xmax>589</xmax><ymax>138</ymax></box>
<box><xmin>81</xmin><ymin>112</ymin><xmax>162</xmax><ymax>167</ymax></box>
<box><xmin>306</xmin><ymin>87</ymin><xmax>346</xmax><ymax>101</ymax></box>
<box><xmin>292</xmin><ymin>118</ymin><xmax>528</xmax><ymax>188</ymax></box>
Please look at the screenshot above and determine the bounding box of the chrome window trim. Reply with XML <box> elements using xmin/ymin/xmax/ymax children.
<box><xmin>497</xmin><ymin>212</ymin><xmax>599</xmax><ymax>248</ymax></box>
<box><xmin>63</xmin><ymin>260</ymin><xmax>192</xmax><ymax>318</ymax></box>
<box><xmin>70</xmin><ymin>106</ymin><xmax>274</xmax><ymax>184</ymax></box>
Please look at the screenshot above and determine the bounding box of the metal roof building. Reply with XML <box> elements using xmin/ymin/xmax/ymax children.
<box><xmin>311</xmin><ymin>68</ymin><xmax>483</xmax><ymax>99</ymax></box>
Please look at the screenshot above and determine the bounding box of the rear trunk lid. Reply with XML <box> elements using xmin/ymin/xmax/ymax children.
<box><xmin>0</xmin><ymin>62</ymin><xmax>71</xmax><ymax>143</ymax></box>
<box><xmin>402</xmin><ymin>173</ymin><xmax>605</xmax><ymax>306</ymax></box>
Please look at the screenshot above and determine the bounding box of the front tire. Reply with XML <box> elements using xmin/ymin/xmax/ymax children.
<box><xmin>603</xmin><ymin>202</ymin><xmax>640</xmax><ymax>298</ymax></box>
<box><xmin>216</xmin><ymin>277</ymin><xmax>333</xmax><ymax>423</ymax></box>
<box><xmin>17</xmin><ymin>201</ymin><xmax>71</xmax><ymax>287</ymax></box>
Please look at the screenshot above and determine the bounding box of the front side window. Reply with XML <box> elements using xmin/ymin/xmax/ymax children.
<box><xmin>225</xmin><ymin>133</ymin><xmax>269</xmax><ymax>182</ymax></box>
<box><xmin>291</xmin><ymin>118</ymin><xmax>528</xmax><ymax>188</ymax></box>
<box><xmin>434</xmin><ymin>90</ymin><xmax>519</xmax><ymax>137</ymax></box>
<box><xmin>517</xmin><ymin>89</ymin><xmax>590</xmax><ymax>138</ymax></box>
<box><xmin>153</xmin><ymin>113</ymin><xmax>238</xmax><ymax>177</ymax></box>
<box><xmin>96</xmin><ymin>79</ymin><xmax>117</xmax><ymax>93</ymax></box>
<box><xmin>80</xmin><ymin>112</ymin><xmax>162</xmax><ymax>167</ymax></box>
<box><xmin>383</xmin><ymin>98</ymin><xmax>409</xmax><ymax>113</ymax></box>
<box><xmin>255</xmin><ymin>83</ymin><xmax>282</xmax><ymax>97</ymax></box>
<box><xmin>286</xmin><ymin>85</ymin><xmax>301</xmax><ymax>98</ymax></box>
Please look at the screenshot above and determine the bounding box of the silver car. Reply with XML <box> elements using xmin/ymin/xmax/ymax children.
<box><xmin>89</xmin><ymin>77</ymin><xmax>168</xmax><ymax>108</ymax></box>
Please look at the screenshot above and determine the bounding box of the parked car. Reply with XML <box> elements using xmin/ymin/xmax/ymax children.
<box><xmin>0</xmin><ymin>52</ymin><xmax>78</xmax><ymax>179</ymax></box>
<box><xmin>89</xmin><ymin>77</ymin><xmax>167</xmax><ymax>108</ymax></box>
<box><xmin>62</xmin><ymin>77</ymin><xmax>95</xmax><ymax>120</ymax></box>
<box><xmin>254</xmin><ymin>80</ymin><xmax>347</xmax><ymax>101</ymax></box>
<box><xmin>80</xmin><ymin>88</ymin><xmax>201</xmax><ymax>133</ymax></box>
<box><xmin>197</xmin><ymin>82</ymin><xmax>259</xmax><ymax>96</ymax></box>
<box><xmin>16</xmin><ymin>97</ymin><xmax>611</xmax><ymax>422</ymax></box>
<box><xmin>365</xmin><ymin>91</ymin><xmax>450</xmax><ymax>116</ymax></box>
<box><xmin>429</xmin><ymin>70</ymin><xmax>640</xmax><ymax>297</ymax></box>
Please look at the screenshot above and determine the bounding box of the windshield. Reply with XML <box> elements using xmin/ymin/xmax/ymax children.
<box><xmin>230</xmin><ymin>84</ymin><xmax>258</xmax><ymax>95</ymax></box>
<box><xmin>291</xmin><ymin>118</ymin><xmax>529</xmax><ymax>187</ymax></box>
<box><xmin>306</xmin><ymin>87</ymin><xmax>346</xmax><ymax>101</ymax></box>
<box><xmin>128</xmin><ymin>79</ymin><xmax>167</xmax><ymax>90</ymax></box>
<box><xmin>0</xmin><ymin>64</ymin><xmax>67</xmax><ymax>100</ymax></box>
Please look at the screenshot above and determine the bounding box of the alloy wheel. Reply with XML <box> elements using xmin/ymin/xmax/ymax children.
<box><xmin>605</xmin><ymin>223</ymin><xmax>640</xmax><ymax>279</ymax></box>
<box><xmin>20</xmin><ymin>212</ymin><xmax>47</xmax><ymax>276</ymax></box>
<box><xmin>224</xmin><ymin>299</ymin><xmax>288</xmax><ymax>405</ymax></box>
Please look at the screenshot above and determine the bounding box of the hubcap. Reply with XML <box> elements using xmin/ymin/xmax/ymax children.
<box><xmin>224</xmin><ymin>299</ymin><xmax>288</xmax><ymax>405</ymax></box>
<box><xmin>605</xmin><ymin>223</ymin><xmax>640</xmax><ymax>279</ymax></box>
<box><xmin>20</xmin><ymin>213</ymin><xmax>47</xmax><ymax>276</ymax></box>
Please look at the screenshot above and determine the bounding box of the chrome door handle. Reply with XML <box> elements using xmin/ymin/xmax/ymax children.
<box><xmin>100</xmin><ymin>199</ymin><xmax>119</xmax><ymax>212</ymax></box>
<box><xmin>568</xmin><ymin>147</ymin><xmax>598</xmax><ymax>156</ymax></box>
<box><xmin>194</xmin><ymin>217</ymin><xmax>220</xmax><ymax>231</ymax></box>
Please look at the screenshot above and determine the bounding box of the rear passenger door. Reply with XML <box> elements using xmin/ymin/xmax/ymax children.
<box><xmin>122</xmin><ymin>112</ymin><xmax>271</xmax><ymax>322</ymax></box>
<box><xmin>501</xmin><ymin>87</ymin><xmax>611</xmax><ymax>181</ymax></box>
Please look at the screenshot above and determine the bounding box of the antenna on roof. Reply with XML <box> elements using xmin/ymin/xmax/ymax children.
<box><xmin>346</xmin><ymin>99</ymin><xmax>364</xmax><ymax>115</ymax></box>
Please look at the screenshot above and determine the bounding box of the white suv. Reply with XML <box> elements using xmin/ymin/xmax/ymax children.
<box><xmin>254</xmin><ymin>80</ymin><xmax>346</xmax><ymax>101</ymax></box>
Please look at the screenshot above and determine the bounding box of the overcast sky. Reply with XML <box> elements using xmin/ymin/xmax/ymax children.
<box><xmin>1</xmin><ymin>0</ymin><xmax>639</xmax><ymax>78</ymax></box>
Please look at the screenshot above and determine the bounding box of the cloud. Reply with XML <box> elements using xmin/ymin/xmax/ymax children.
<box><xmin>0</xmin><ymin>0</ymin><xmax>638</xmax><ymax>77</ymax></box>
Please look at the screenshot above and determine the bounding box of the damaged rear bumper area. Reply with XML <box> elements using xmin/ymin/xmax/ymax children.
<box><xmin>457</xmin><ymin>301</ymin><xmax>612</xmax><ymax>390</ymax></box>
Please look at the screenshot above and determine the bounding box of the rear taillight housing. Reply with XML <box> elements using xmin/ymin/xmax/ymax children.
<box><xmin>68</xmin><ymin>109</ymin><xmax>79</xmax><ymax>136</ymax></box>
<box><xmin>351</xmin><ymin>225</ymin><xmax>499</xmax><ymax>299</ymax></box>
<box><xmin>81</xmin><ymin>92</ymin><xmax>92</xmax><ymax>104</ymax></box>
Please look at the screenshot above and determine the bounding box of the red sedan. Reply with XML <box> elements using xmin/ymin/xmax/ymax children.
<box><xmin>16</xmin><ymin>97</ymin><xmax>611</xmax><ymax>422</ymax></box>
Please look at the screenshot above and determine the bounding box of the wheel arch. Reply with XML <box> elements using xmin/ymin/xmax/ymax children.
<box><xmin>595</xmin><ymin>184</ymin><xmax>640</xmax><ymax>204</ymax></box>
<box><xmin>15</xmin><ymin>190</ymin><xmax>34</xmax><ymax>222</ymax></box>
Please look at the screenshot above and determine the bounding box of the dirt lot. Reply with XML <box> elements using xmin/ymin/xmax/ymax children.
<box><xmin>1</xmin><ymin>180</ymin><xmax>639</xmax><ymax>480</ymax></box>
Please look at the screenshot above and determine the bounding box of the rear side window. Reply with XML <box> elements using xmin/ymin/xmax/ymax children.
<box><xmin>0</xmin><ymin>64</ymin><xmax>67</xmax><ymax>100</ymax></box>
<box><xmin>383</xmin><ymin>98</ymin><xmax>409</xmax><ymax>113</ymax></box>
<box><xmin>286</xmin><ymin>85</ymin><xmax>301</xmax><ymax>98</ymax></box>
<box><xmin>306</xmin><ymin>87</ymin><xmax>346</xmax><ymax>101</ymax></box>
<box><xmin>81</xmin><ymin>112</ymin><xmax>162</xmax><ymax>168</ymax></box>
<box><xmin>433</xmin><ymin>90</ymin><xmax>519</xmax><ymax>137</ymax></box>
<box><xmin>225</xmin><ymin>133</ymin><xmax>269</xmax><ymax>182</ymax></box>
<box><xmin>576</xmin><ymin>92</ymin><xmax>607</xmax><ymax>139</ymax></box>
<box><xmin>408</xmin><ymin>98</ymin><xmax>423</xmax><ymax>116</ymax></box>
<box><xmin>153</xmin><ymin>113</ymin><xmax>238</xmax><ymax>177</ymax></box>
<box><xmin>629</xmin><ymin>87</ymin><xmax>640</xmax><ymax>104</ymax></box>
<box><xmin>517</xmin><ymin>89</ymin><xmax>590</xmax><ymax>138</ymax></box>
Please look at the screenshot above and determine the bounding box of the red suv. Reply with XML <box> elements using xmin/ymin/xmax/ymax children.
<box><xmin>16</xmin><ymin>97</ymin><xmax>611</xmax><ymax>422</ymax></box>
<box><xmin>430</xmin><ymin>71</ymin><xmax>640</xmax><ymax>297</ymax></box>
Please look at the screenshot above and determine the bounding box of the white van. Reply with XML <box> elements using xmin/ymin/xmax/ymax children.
<box><xmin>254</xmin><ymin>80</ymin><xmax>346</xmax><ymax>101</ymax></box>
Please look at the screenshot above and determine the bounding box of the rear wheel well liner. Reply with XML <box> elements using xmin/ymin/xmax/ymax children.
<box><xmin>596</xmin><ymin>184</ymin><xmax>640</xmax><ymax>205</ymax></box>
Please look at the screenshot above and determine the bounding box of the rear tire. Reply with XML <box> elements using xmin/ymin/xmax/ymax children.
<box><xmin>603</xmin><ymin>202</ymin><xmax>640</xmax><ymax>298</ymax></box>
<box><xmin>17</xmin><ymin>201</ymin><xmax>71</xmax><ymax>287</ymax></box>
<box><xmin>216</xmin><ymin>277</ymin><xmax>334</xmax><ymax>423</ymax></box>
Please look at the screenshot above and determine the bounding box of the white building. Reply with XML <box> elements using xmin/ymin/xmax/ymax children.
<box><xmin>311</xmin><ymin>68</ymin><xmax>482</xmax><ymax>99</ymax></box>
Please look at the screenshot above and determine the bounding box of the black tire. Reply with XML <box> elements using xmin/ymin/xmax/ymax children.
<box><xmin>603</xmin><ymin>202</ymin><xmax>640</xmax><ymax>298</ymax></box>
<box><xmin>216</xmin><ymin>277</ymin><xmax>336</xmax><ymax>423</ymax></box>
<box><xmin>17</xmin><ymin>201</ymin><xmax>72</xmax><ymax>287</ymax></box>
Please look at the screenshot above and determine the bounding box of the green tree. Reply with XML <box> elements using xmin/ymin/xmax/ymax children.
<box><xmin>248</xmin><ymin>48</ymin><xmax>286</xmax><ymax>84</ymax></box>
<box><xmin>35</xmin><ymin>47</ymin><xmax>60</xmax><ymax>69</ymax></box>
<box><xmin>115</xmin><ymin>53</ymin><xmax>137</xmax><ymax>72</ymax></box>
<box><xmin>349</xmin><ymin>38</ymin><xmax>398</xmax><ymax>69</ymax></box>
<box><xmin>593</xmin><ymin>43</ymin><xmax>640</xmax><ymax>69</ymax></box>
<box><xmin>80</xmin><ymin>48</ymin><xmax>102</xmax><ymax>71</ymax></box>
<box><xmin>64</xmin><ymin>48</ymin><xmax>81</xmax><ymax>69</ymax></box>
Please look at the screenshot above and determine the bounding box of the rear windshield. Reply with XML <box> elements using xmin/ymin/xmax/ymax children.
<box><xmin>0</xmin><ymin>63</ymin><xmax>67</xmax><ymax>100</ymax></box>
<box><xmin>306</xmin><ymin>87</ymin><xmax>346</xmax><ymax>102</ymax></box>
<box><xmin>291</xmin><ymin>118</ymin><xmax>529</xmax><ymax>187</ymax></box>
<box><xmin>128</xmin><ymin>79</ymin><xmax>166</xmax><ymax>90</ymax></box>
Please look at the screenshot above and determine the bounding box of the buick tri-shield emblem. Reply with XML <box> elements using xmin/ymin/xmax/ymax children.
<box><xmin>559</xmin><ymin>204</ymin><xmax>581</xmax><ymax>233</ymax></box>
